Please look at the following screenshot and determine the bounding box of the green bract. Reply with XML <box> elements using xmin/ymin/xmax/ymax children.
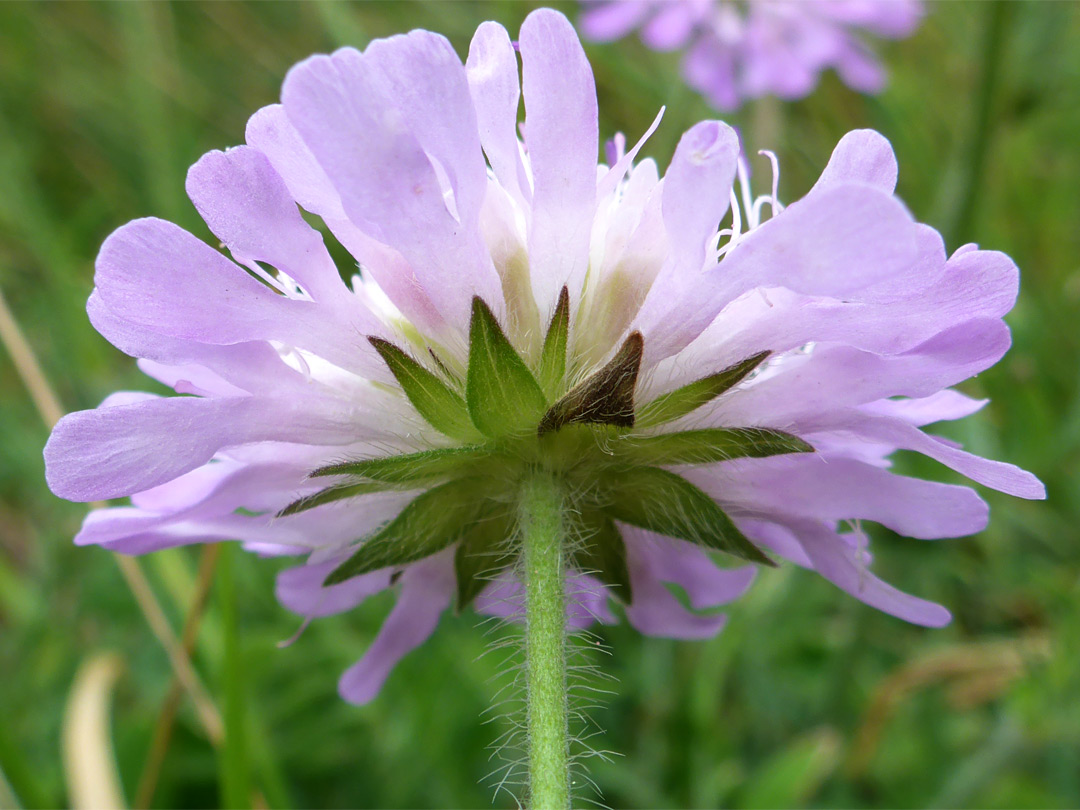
<box><xmin>312</xmin><ymin>292</ymin><xmax>809</xmax><ymax>599</ymax></box>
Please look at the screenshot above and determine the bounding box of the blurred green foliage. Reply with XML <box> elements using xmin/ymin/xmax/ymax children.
<box><xmin>1</xmin><ymin>1</ymin><xmax>1078</xmax><ymax>808</ymax></box>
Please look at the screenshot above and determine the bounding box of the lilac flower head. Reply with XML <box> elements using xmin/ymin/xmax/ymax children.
<box><xmin>45</xmin><ymin>8</ymin><xmax>1040</xmax><ymax>705</ymax></box>
<box><xmin>580</xmin><ymin>0</ymin><xmax>923</xmax><ymax>110</ymax></box>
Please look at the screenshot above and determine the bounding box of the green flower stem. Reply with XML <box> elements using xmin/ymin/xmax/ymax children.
<box><xmin>218</xmin><ymin>543</ymin><xmax>250</xmax><ymax>809</ymax></box>
<box><xmin>519</xmin><ymin>470</ymin><xmax>570</xmax><ymax>810</ymax></box>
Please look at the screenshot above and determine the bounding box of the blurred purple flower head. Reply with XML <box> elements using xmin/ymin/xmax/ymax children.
<box><xmin>580</xmin><ymin>0</ymin><xmax>923</xmax><ymax>110</ymax></box>
<box><xmin>45</xmin><ymin>8</ymin><xmax>1040</xmax><ymax>705</ymax></box>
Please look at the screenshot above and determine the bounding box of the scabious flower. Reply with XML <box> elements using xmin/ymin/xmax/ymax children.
<box><xmin>580</xmin><ymin>0</ymin><xmax>923</xmax><ymax>110</ymax></box>
<box><xmin>45</xmin><ymin>8</ymin><xmax>1041</xmax><ymax>709</ymax></box>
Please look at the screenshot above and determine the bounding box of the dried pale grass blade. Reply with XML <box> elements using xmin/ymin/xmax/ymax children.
<box><xmin>62</xmin><ymin>652</ymin><xmax>127</xmax><ymax>810</ymax></box>
<box><xmin>0</xmin><ymin>283</ymin><xmax>223</xmax><ymax>745</ymax></box>
<box><xmin>847</xmin><ymin>634</ymin><xmax>1051</xmax><ymax>776</ymax></box>
<box><xmin>0</xmin><ymin>286</ymin><xmax>65</xmax><ymax>426</ymax></box>
<box><xmin>0</xmin><ymin>767</ymin><xmax>20</xmax><ymax>810</ymax></box>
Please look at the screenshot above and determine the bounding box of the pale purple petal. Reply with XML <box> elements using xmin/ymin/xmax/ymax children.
<box><xmin>338</xmin><ymin>549</ymin><xmax>455</xmax><ymax>705</ymax></box>
<box><xmin>281</xmin><ymin>47</ymin><xmax>501</xmax><ymax>328</ymax></box>
<box><xmin>810</xmin><ymin>128</ymin><xmax>898</xmax><ymax>194</ymax></box>
<box><xmin>94</xmin><ymin>218</ymin><xmax>382</xmax><ymax>377</ymax></box>
<box><xmin>796</xmin><ymin>409</ymin><xmax>1046</xmax><ymax>499</ymax></box>
<box><xmin>363</xmin><ymin>30</ymin><xmax>488</xmax><ymax>226</ymax></box>
<box><xmin>714</xmin><ymin>184</ymin><xmax>919</xmax><ymax>302</ymax></box>
<box><xmin>137</xmin><ymin>358</ymin><xmax>248</xmax><ymax>398</ymax></box>
<box><xmin>858</xmin><ymin>390</ymin><xmax>987</xmax><ymax>426</ymax></box>
<box><xmin>659</xmin><ymin>121</ymin><xmax>740</xmax><ymax>278</ymax></box>
<box><xmin>185</xmin><ymin>146</ymin><xmax>351</xmax><ymax>305</ymax></box>
<box><xmin>87</xmin><ymin>291</ymin><xmax>325</xmax><ymax>395</ymax></box>
<box><xmin>623</xmin><ymin>530</ymin><xmax>756</xmax><ymax>609</ymax></box>
<box><xmin>640</xmin><ymin>184</ymin><xmax>920</xmax><ymax>364</ymax></box>
<box><xmin>244</xmin><ymin>103</ymin><xmax>346</xmax><ymax>220</ymax></box>
<box><xmin>633</xmin><ymin>121</ymin><xmax>740</xmax><ymax>353</ymax></box>
<box><xmin>713</xmin><ymin>319</ymin><xmax>1011</xmax><ymax>424</ymax></box>
<box><xmin>623</xmin><ymin>533</ymin><xmax>729</xmax><ymax>640</ymax></box>
<box><xmin>466</xmin><ymin>22</ymin><xmax>529</xmax><ymax>206</ymax></box>
<box><xmin>834</xmin><ymin>40</ymin><xmax>886</xmax><ymax>93</ymax></box>
<box><xmin>774</xmin><ymin>517</ymin><xmax>950</xmax><ymax>627</ymax></box>
<box><xmin>695</xmin><ymin>456</ymin><xmax>989</xmax><ymax>539</ymax></box>
<box><xmin>277</xmin><ymin>558</ymin><xmax>394</xmax><ymax>618</ymax></box>
<box><xmin>579</xmin><ymin>0</ymin><xmax>653</xmax><ymax>42</ymax></box>
<box><xmin>641</xmin><ymin>2</ymin><xmax>699</xmax><ymax>51</ymax></box>
<box><xmin>519</xmin><ymin>8</ymin><xmax>599</xmax><ymax>315</ymax></box>
<box><xmin>682</xmin><ymin>34</ymin><xmax>740</xmax><ymax>112</ymax></box>
<box><xmin>475</xmin><ymin>569</ymin><xmax>617</xmax><ymax>628</ymax></box>
<box><xmin>45</xmin><ymin>393</ymin><xmax>382</xmax><ymax>502</ymax></box>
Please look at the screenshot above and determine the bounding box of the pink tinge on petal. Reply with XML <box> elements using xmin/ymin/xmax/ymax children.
<box><xmin>276</xmin><ymin>558</ymin><xmax>394</xmax><ymax>618</ymax></box>
<box><xmin>338</xmin><ymin>549</ymin><xmax>455</xmax><ymax>705</ymax></box>
<box><xmin>774</xmin><ymin>517</ymin><xmax>951</xmax><ymax>627</ymax></box>
<box><xmin>810</xmin><ymin>129</ymin><xmax>898</xmax><ymax>194</ymax></box>
<box><xmin>519</xmin><ymin>8</ymin><xmax>599</xmax><ymax>316</ymax></box>
<box><xmin>696</xmin><ymin>455</ymin><xmax>989</xmax><ymax>540</ymax></box>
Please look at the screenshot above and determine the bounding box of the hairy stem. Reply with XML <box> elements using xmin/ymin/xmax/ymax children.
<box><xmin>519</xmin><ymin>471</ymin><xmax>570</xmax><ymax>809</ymax></box>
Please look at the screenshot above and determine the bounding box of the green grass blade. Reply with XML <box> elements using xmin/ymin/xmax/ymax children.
<box><xmin>217</xmin><ymin>543</ymin><xmax>250</xmax><ymax>809</ymax></box>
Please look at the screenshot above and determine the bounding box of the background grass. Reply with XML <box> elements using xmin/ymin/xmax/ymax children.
<box><xmin>1</xmin><ymin>1</ymin><xmax>1078</xmax><ymax>808</ymax></box>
